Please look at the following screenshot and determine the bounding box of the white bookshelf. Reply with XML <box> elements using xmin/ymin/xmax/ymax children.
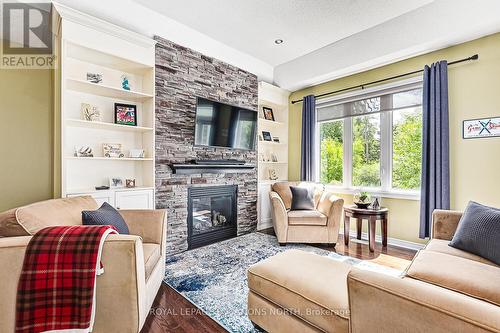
<box><xmin>257</xmin><ymin>82</ymin><xmax>290</xmax><ymax>229</ymax></box>
<box><xmin>54</xmin><ymin>3</ymin><xmax>156</xmax><ymax>209</ymax></box>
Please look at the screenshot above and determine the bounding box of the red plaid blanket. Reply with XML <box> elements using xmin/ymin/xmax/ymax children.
<box><xmin>16</xmin><ymin>225</ymin><xmax>117</xmax><ymax>333</ymax></box>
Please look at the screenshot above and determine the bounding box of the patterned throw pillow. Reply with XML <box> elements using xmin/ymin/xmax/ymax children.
<box><xmin>290</xmin><ymin>186</ymin><xmax>315</xmax><ymax>211</ymax></box>
<box><xmin>82</xmin><ymin>202</ymin><xmax>129</xmax><ymax>234</ymax></box>
<box><xmin>449</xmin><ymin>201</ymin><xmax>500</xmax><ymax>265</ymax></box>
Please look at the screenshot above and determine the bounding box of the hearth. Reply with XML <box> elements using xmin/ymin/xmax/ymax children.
<box><xmin>187</xmin><ymin>185</ymin><xmax>238</xmax><ymax>249</ymax></box>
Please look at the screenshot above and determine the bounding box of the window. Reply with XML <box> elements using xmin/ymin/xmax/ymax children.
<box><xmin>317</xmin><ymin>80</ymin><xmax>423</xmax><ymax>195</ymax></box>
<box><xmin>320</xmin><ymin>120</ymin><xmax>343</xmax><ymax>185</ymax></box>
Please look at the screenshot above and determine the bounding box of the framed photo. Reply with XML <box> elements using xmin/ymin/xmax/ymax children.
<box><xmin>262</xmin><ymin>131</ymin><xmax>272</xmax><ymax>141</ymax></box>
<box><xmin>463</xmin><ymin>117</ymin><xmax>500</xmax><ymax>139</ymax></box>
<box><xmin>125</xmin><ymin>179</ymin><xmax>136</xmax><ymax>188</ymax></box>
<box><xmin>262</xmin><ymin>107</ymin><xmax>275</xmax><ymax>121</ymax></box>
<box><xmin>103</xmin><ymin>143</ymin><xmax>124</xmax><ymax>158</ymax></box>
<box><xmin>109</xmin><ymin>177</ymin><xmax>124</xmax><ymax>188</ymax></box>
<box><xmin>114</xmin><ymin>103</ymin><xmax>137</xmax><ymax>126</ymax></box>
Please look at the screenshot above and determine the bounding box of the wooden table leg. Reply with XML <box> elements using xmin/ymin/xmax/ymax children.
<box><xmin>382</xmin><ymin>217</ymin><xmax>388</xmax><ymax>247</ymax></box>
<box><xmin>344</xmin><ymin>216</ymin><xmax>350</xmax><ymax>246</ymax></box>
<box><xmin>356</xmin><ymin>219</ymin><xmax>362</xmax><ymax>240</ymax></box>
<box><xmin>368</xmin><ymin>216</ymin><xmax>376</xmax><ymax>252</ymax></box>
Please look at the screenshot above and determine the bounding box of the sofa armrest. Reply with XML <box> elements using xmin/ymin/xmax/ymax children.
<box><xmin>432</xmin><ymin>209</ymin><xmax>463</xmax><ymax>240</ymax></box>
<box><xmin>347</xmin><ymin>268</ymin><xmax>500</xmax><ymax>333</ymax></box>
<box><xmin>119</xmin><ymin>209</ymin><xmax>167</xmax><ymax>255</ymax></box>
<box><xmin>0</xmin><ymin>237</ymin><xmax>31</xmax><ymax>333</ymax></box>
<box><xmin>0</xmin><ymin>235</ymin><xmax>147</xmax><ymax>333</ymax></box>
<box><xmin>269</xmin><ymin>191</ymin><xmax>288</xmax><ymax>242</ymax></box>
<box><xmin>317</xmin><ymin>191</ymin><xmax>344</xmax><ymax>244</ymax></box>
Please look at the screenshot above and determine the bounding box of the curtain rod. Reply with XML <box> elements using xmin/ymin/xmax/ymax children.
<box><xmin>290</xmin><ymin>54</ymin><xmax>479</xmax><ymax>104</ymax></box>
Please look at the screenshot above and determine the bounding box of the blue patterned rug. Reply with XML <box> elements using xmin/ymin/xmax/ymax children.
<box><xmin>163</xmin><ymin>232</ymin><xmax>402</xmax><ymax>333</ymax></box>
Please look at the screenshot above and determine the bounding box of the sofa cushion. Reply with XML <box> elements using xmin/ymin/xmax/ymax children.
<box><xmin>290</xmin><ymin>186</ymin><xmax>315</xmax><ymax>211</ymax></box>
<box><xmin>449</xmin><ymin>201</ymin><xmax>500</xmax><ymax>265</ymax></box>
<box><xmin>247</xmin><ymin>250</ymin><xmax>351</xmax><ymax>332</ymax></box>
<box><xmin>406</xmin><ymin>250</ymin><xmax>500</xmax><ymax>306</ymax></box>
<box><xmin>143</xmin><ymin>243</ymin><xmax>161</xmax><ymax>281</ymax></box>
<box><xmin>288</xmin><ymin>210</ymin><xmax>327</xmax><ymax>226</ymax></box>
<box><xmin>425</xmin><ymin>239</ymin><xmax>498</xmax><ymax>267</ymax></box>
<box><xmin>3</xmin><ymin>196</ymin><xmax>98</xmax><ymax>236</ymax></box>
<box><xmin>82</xmin><ymin>202</ymin><xmax>130</xmax><ymax>234</ymax></box>
<box><xmin>0</xmin><ymin>208</ymin><xmax>29</xmax><ymax>237</ymax></box>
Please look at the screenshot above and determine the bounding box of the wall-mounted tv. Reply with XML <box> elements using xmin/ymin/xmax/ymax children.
<box><xmin>194</xmin><ymin>97</ymin><xmax>257</xmax><ymax>150</ymax></box>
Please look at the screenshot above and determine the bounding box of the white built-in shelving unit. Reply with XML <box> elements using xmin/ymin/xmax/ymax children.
<box><xmin>257</xmin><ymin>82</ymin><xmax>290</xmax><ymax>229</ymax></box>
<box><xmin>54</xmin><ymin>3</ymin><xmax>156</xmax><ymax>209</ymax></box>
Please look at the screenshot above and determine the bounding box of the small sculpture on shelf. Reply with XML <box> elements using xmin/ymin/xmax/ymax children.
<box><xmin>74</xmin><ymin>145</ymin><xmax>93</xmax><ymax>157</ymax></box>
<box><xmin>121</xmin><ymin>75</ymin><xmax>131</xmax><ymax>91</ymax></box>
<box><xmin>268</xmin><ymin>168</ymin><xmax>278</xmax><ymax>180</ymax></box>
<box><xmin>86</xmin><ymin>73</ymin><xmax>102</xmax><ymax>84</ymax></box>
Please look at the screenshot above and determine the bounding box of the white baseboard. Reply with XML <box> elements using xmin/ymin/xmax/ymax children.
<box><xmin>257</xmin><ymin>218</ymin><xmax>273</xmax><ymax>231</ymax></box>
<box><xmin>340</xmin><ymin>230</ymin><xmax>425</xmax><ymax>251</ymax></box>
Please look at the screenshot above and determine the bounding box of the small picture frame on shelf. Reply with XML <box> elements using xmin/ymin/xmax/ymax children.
<box><xmin>262</xmin><ymin>107</ymin><xmax>275</xmax><ymax>121</ymax></box>
<box><xmin>80</xmin><ymin>103</ymin><xmax>101</xmax><ymax>122</ymax></box>
<box><xmin>109</xmin><ymin>177</ymin><xmax>124</xmax><ymax>188</ymax></box>
<box><xmin>262</xmin><ymin>131</ymin><xmax>272</xmax><ymax>141</ymax></box>
<box><xmin>86</xmin><ymin>73</ymin><xmax>102</xmax><ymax>84</ymax></box>
<box><xmin>129</xmin><ymin>149</ymin><xmax>145</xmax><ymax>158</ymax></box>
<box><xmin>114</xmin><ymin>103</ymin><xmax>137</xmax><ymax>126</ymax></box>
<box><xmin>125</xmin><ymin>179</ymin><xmax>136</xmax><ymax>188</ymax></box>
<box><xmin>272</xmin><ymin>136</ymin><xmax>280</xmax><ymax>143</ymax></box>
<box><xmin>258</xmin><ymin>134</ymin><xmax>263</xmax><ymax>141</ymax></box>
<box><xmin>103</xmin><ymin>143</ymin><xmax>124</xmax><ymax>158</ymax></box>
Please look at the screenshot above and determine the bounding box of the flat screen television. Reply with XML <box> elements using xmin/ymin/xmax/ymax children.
<box><xmin>194</xmin><ymin>97</ymin><xmax>257</xmax><ymax>150</ymax></box>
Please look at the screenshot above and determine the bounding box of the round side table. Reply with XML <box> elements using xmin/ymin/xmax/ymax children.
<box><xmin>343</xmin><ymin>205</ymin><xmax>389</xmax><ymax>252</ymax></box>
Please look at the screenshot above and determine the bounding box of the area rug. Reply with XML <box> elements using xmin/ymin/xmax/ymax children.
<box><xmin>163</xmin><ymin>232</ymin><xmax>403</xmax><ymax>333</ymax></box>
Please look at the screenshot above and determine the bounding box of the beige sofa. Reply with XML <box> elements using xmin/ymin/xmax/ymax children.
<box><xmin>269</xmin><ymin>182</ymin><xmax>344</xmax><ymax>245</ymax></box>
<box><xmin>0</xmin><ymin>196</ymin><xmax>167</xmax><ymax>333</ymax></box>
<box><xmin>248</xmin><ymin>209</ymin><xmax>500</xmax><ymax>333</ymax></box>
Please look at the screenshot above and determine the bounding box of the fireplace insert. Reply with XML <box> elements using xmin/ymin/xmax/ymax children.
<box><xmin>187</xmin><ymin>185</ymin><xmax>238</xmax><ymax>249</ymax></box>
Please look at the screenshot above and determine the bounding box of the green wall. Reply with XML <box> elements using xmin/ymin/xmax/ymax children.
<box><xmin>0</xmin><ymin>43</ymin><xmax>54</xmax><ymax>211</ymax></box>
<box><xmin>288</xmin><ymin>33</ymin><xmax>500</xmax><ymax>244</ymax></box>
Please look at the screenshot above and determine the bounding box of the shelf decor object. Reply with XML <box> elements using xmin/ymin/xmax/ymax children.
<box><xmin>257</xmin><ymin>82</ymin><xmax>290</xmax><ymax>230</ymax></box>
<box><xmin>54</xmin><ymin>3</ymin><xmax>156</xmax><ymax>209</ymax></box>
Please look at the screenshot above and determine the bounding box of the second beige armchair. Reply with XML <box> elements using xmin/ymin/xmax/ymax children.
<box><xmin>269</xmin><ymin>182</ymin><xmax>344</xmax><ymax>245</ymax></box>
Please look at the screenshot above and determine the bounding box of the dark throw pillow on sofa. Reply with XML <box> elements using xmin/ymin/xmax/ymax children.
<box><xmin>290</xmin><ymin>186</ymin><xmax>315</xmax><ymax>211</ymax></box>
<box><xmin>449</xmin><ymin>201</ymin><xmax>500</xmax><ymax>265</ymax></box>
<box><xmin>82</xmin><ymin>202</ymin><xmax>129</xmax><ymax>234</ymax></box>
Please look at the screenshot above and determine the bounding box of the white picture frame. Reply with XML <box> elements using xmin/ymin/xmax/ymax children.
<box><xmin>463</xmin><ymin>117</ymin><xmax>500</xmax><ymax>139</ymax></box>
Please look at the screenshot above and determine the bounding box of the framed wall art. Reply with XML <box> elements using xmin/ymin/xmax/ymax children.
<box><xmin>114</xmin><ymin>103</ymin><xmax>137</xmax><ymax>126</ymax></box>
<box><xmin>463</xmin><ymin>117</ymin><xmax>500</xmax><ymax>139</ymax></box>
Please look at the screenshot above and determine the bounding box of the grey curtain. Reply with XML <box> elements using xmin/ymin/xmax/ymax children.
<box><xmin>300</xmin><ymin>95</ymin><xmax>316</xmax><ymax>181</ymax></box>
<box><xmin>419</xmin><ymin>61</ymin><xmax>450</xmax><ymax>238</ymax></box>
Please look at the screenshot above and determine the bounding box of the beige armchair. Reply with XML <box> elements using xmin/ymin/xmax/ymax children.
<box><xmin>269</xmin><ymin>182</ymin><xmax>344</xmax><ymax>245</ymax></box>
<box><xmin>0</xmin><ymin>196</ymin><xmax>167</xmax><ymax>333</ymax></box>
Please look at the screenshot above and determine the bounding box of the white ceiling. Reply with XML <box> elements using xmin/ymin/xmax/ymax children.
<box><xmin>134</xmin><ymin>0</ymin><xmax>433</xmax><ymax>66</ymax></box>
<box><xmin>55</xmin><ymin>0</ymin><xmax>500</xmax><ymax>91</ymax></box>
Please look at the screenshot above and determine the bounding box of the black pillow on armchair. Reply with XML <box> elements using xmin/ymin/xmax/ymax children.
<box><xmin>290</xmin><ymin>186</ymin><xmax>315</xmax><ymax>211</ymax></box>
<box><xmin>82</xmin><ymin>202</ymin><xmax>130</xmax><ymax>234</ymax></box>
<box><xmin>449</xmin><ymin>201</ymin><xmax>500</xmax><ymax>265</ymax></box>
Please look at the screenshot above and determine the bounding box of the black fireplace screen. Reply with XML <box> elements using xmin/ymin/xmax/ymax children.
<box><xmin>188</xmin><ymin>185</ymin><xmax>237</xmax><ymax>249</ymax></box>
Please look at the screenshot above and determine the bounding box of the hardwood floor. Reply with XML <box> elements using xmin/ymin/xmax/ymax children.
<box><xmin>141</xmin><ymin>230</ymin><xmax>416</xmax><ymax>333</ymax></box>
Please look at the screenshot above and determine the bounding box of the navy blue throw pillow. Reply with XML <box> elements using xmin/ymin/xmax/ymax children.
<box><xmin>449</xmin><ymin>201</ymin><xmax>500</xmax><ymax>265</ymax></box>
<box><xmin>290</xmin><ymin>186</ymin><xmax>315</xmax><ymax>211</ymax></box>
<box><xmin>82</xmin><ymin>202</ymin><xmax>129</xmax><ymax>234</ymax></box>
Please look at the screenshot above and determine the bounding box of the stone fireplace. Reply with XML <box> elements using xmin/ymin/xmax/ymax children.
<box><xmin>154</xmin><ymin>36</ymin><xmax>258</xmax><ymax>255</ymax></box>
<box><xmin>188</xmin><ymin>185</ymin><xmax>238</xmax><ymax>249</ymax></box>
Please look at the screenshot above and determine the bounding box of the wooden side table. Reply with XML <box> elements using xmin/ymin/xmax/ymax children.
<box><xmin>343</xmin><ymin>205</ymin><xmax>389</xmax><ymax>252</ymax></box>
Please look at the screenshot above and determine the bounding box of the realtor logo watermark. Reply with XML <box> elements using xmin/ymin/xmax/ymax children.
<box><xmin>1</xmin><ymin>1</ymin><xmax>55</xmax><ymax>69</ymax></box>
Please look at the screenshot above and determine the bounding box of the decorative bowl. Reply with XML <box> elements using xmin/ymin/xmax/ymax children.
<box><xmin>353</xmin><ymin>192</ymin><xmax>372</xmax><ymax>209</ymax></box>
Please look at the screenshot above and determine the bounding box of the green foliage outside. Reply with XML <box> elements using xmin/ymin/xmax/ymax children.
<box><xmin>320</xmin><ymin>108</ymin><xmax>422</xmax><ymax>190</ymax></box>
<box><xmin>392</xmin><ymin>111</ymin><xmax>422</xmax><ymax>190</ymax></box>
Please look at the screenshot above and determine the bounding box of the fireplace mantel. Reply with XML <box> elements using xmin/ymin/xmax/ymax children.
<box><xmin>171</xmin><ymin>163</ymin><xmax>255</xmax><ymax>175</ymax></box>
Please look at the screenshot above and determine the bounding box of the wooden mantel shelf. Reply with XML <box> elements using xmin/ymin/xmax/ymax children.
<box><xmin>171</xmin><ymin>163</ymin><xmax>255</xmax><ymax>175</ymax></box>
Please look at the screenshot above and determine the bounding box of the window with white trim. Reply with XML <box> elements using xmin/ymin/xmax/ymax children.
<box><xmin>317</xmin><ymin>80</ymin><xmax>423</xmax><ymax>194</ymax></box>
